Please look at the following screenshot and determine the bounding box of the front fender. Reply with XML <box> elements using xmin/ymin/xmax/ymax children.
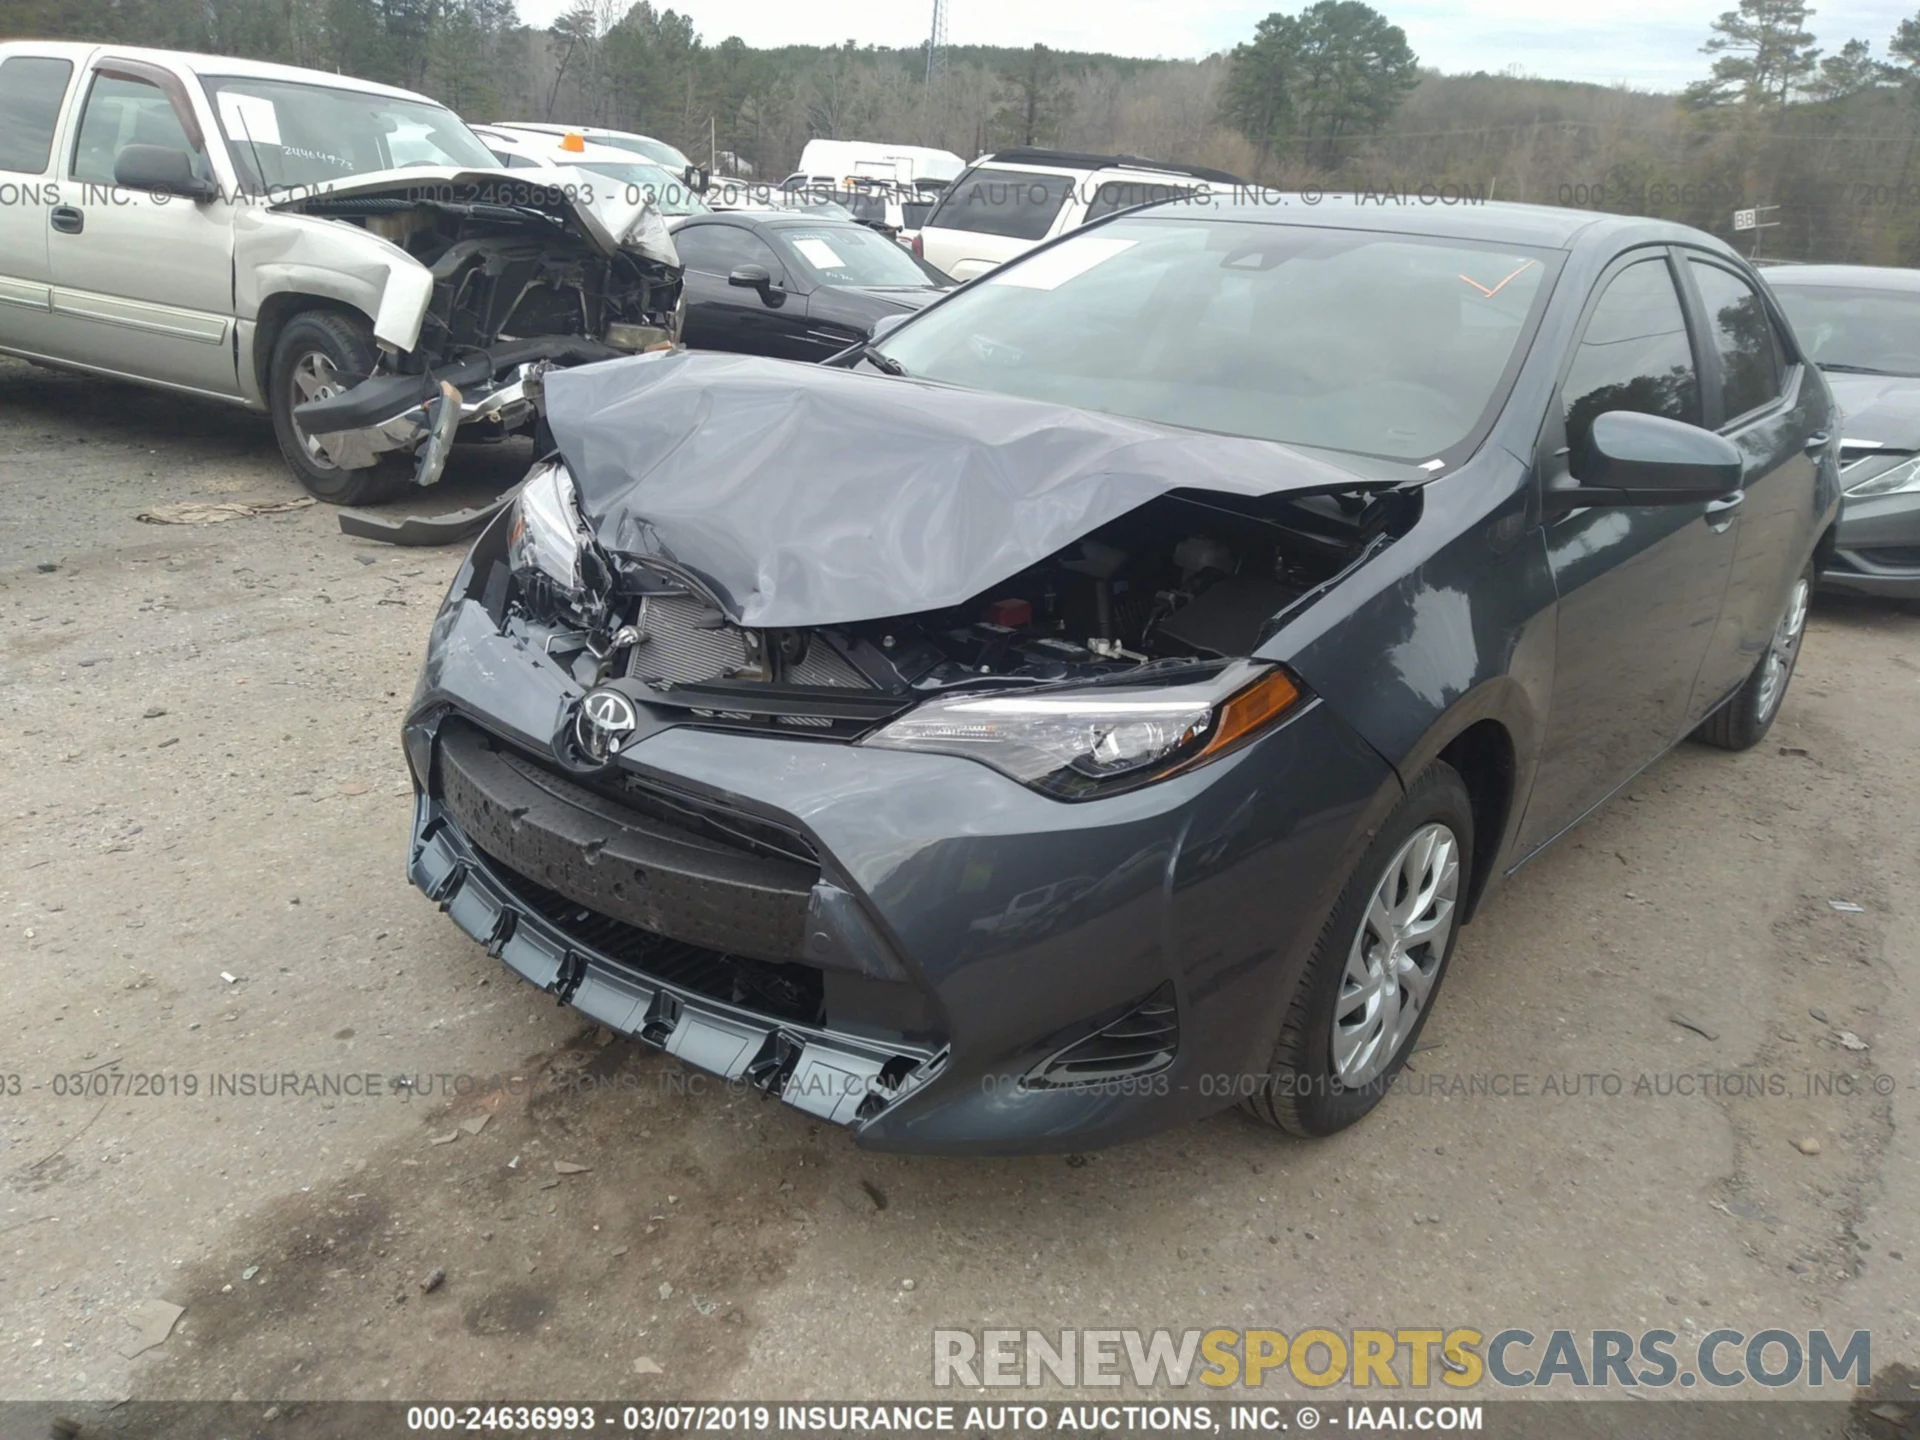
<box><xmin>234</xmin><ymin>210</ymin><xmax>434</xmax><ymax>354</ymax></box>
<box><xmin>1264</xmin><ymin>449</ymin><xmax>1558</xmax><ymax>884</ymax></box>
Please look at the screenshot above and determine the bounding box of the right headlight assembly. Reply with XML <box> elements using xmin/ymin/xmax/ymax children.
<box><xmin>1845</xmin><ymin>453</ymin><xmax>1920</xmax><ymax>498</ymax></box>
<box><xmin>859</xmin><ymin>660</ymin><xmax>1304</xmax><ymax>798</ymax></box>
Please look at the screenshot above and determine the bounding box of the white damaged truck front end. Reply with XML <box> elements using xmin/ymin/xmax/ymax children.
<box><xmin>242</xmin><ymin>167</ymin><xmax>683</xmax><ymax>501</ymax></box>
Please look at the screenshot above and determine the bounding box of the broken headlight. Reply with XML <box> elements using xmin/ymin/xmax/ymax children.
<box><xmin>508</xmin><ymin>459</ymin><xmax>599</xmax><ymax>624</ymax></box>
<box><xmin>861</xmin><ymin>661</ymin><xmax>1302</xmax><ymax>798</ymax></box>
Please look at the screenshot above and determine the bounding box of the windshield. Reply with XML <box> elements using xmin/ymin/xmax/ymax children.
<box><xmin>781</xmin><ymin>224</ymin><xmax>930</xmax><ymax>287</ymax></box>
<box><xmin>872</xmin><ymin>217</ymin><xmax>1554</xmax><ymax>462</ymax></box>
<box><xmin>575</xmin><ymin>160</ymin><xmax>709</xmax><ymax>215</ymax></box>
<box><xmin>1772</xmin><ymin>284</ymin><xmax>1920</xmax><ymax>376</ymax></box>
<box><xmin>203</xmin><ymin>77</ymin><xmax>496</xmax><ymax>189</ymax></box>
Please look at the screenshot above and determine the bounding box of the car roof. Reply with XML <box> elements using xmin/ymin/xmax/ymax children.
<box><xmin>1139</xmin><ymin>191</ymin><xmax>1737</xmax><ymax>257</ymax></box>
<box><xmin>0</xmin><ymin>40</ymin><xmax>439</xmax><ymax>104</ymax></box>
<box><xmin>977</xmin><ymin>147</ymin><xmax>1245</xmax><ymax>186</ymax></box>
<box><xmin>1762</xmin><ymin>262</ymin><xmax>1920</xmax><ymax>290</ymax></box>
<box><xmin>474</xmin><ymin>128</ymin><xmax>655</xmax><ymax>168</ymax></box>
<box><xmin>493</xmin><ymin>122</ymin><xmax>683</xmax><ymax>151</ymax></box>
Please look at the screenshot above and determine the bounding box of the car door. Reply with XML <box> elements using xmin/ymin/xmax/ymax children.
<box><xmin>0</xmin><ymin>51</ymin><xmax>76</xmax><ymax>359</ymax></box>
<box><xmin>671</xmin><ymin>220</ymin><xmax>809</xmax><ymax>358</ymax></box>
<box><xmin>1516</xmin><ymin>249</ymin><xmax>1741</xmax><ymax>853</ymax></box>
<box><xmin>1679</xmin><ymin>254</ymin><xmax>1827</xmax><ymax>710</ymax></box>
<box><xmin>46</xmin><ymin>60</ymin><xmax>240</xmax><ymax>397</ymax></box>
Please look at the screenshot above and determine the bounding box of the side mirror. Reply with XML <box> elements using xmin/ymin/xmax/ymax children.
<box><xmin>728</xmin><ymin>263</ymin><xmax>777</xmax><ymax>301</ymax></box>
<box><xmin>1548</xmin><ymin>410</ymin><xmax>1745</xmax><ymax>512</ymax></box>
<box><xmin>684</xmin><ymin>164</ymin><xmax>710</xmax><ymax>194</ymax></box>
<box><xmin>114</xmin><ymin>144</ymin><xmax>217</xmax><ymax>203</ymax></box>
<box><xmin>869</xmin><ymin>312</ymin><xmax>911</xmax><ymax>344</ymax></box>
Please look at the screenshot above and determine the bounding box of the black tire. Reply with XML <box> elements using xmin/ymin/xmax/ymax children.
<box><xmin>1242</xmin><ymin>761</ymin><xmax>1474</xmax><ymax>1138</ymax></box>
<box><xmin>267</xmin><ymin>310</ymin><xmax>410</xmax><ymax>505</ymax></box>
<box><xmin>1692</xmin><ymin>560</ymin><xmax>1814</xmax><ymax>752</ymax></box>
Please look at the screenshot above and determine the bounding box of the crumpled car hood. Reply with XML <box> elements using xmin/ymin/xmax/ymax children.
<box><xmin>1827</xmin><ymin>373</ymin><xmax>1920</xmax><ymax>450</ymax></box>
<box><xmin>543</xmin><ymin>352</ymin><xmax>1392</xmax><ymax>629</ymax></box>
<box><xmin>268</xmin><ymin>165</ymin><xmax>677</xmax><ymax>268</ymax></box>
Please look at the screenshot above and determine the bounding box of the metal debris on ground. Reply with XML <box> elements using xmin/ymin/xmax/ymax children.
<box><xmin>136</xmin><ymin>498</ymin><xmax>315</xmax><ymax>525</ymax></box>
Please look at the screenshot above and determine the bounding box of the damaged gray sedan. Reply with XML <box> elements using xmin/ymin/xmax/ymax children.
<box><xmin>404</xmin><ymin>199</ymin><xmax>1836</xmax><ymax>1151</ymax></box>
<box><xmin>0</xmin><ymin>42</ymin><xmax>683</xmax><ymax>503</ymax></box>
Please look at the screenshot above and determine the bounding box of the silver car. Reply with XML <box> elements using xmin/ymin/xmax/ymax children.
<box><xmin>0</xmin><ymin>42</ymin><xmax>685</xmax><ymax>503</ymax></box>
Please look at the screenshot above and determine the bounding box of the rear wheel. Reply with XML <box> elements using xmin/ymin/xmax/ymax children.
<box><xmin>1692</xmin><ymin>562</ymin><xmax>1813</xmax><ymax>751</ymax></box>
<box><xmin>268</xmin><ymin>310</ymin><xmax>409</xmax><ymax>505</ymax></box>
<box><xmin>1242</xmin><ymin>762</ymin><xmax>1473</xmax><ymax>1138</ymax></box>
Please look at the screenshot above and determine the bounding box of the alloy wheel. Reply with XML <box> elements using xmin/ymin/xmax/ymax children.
<box><xmin>1755</xmin><ymin>576</ymin><xmax>1810</xmax><ymax>723</ymax></box>
<box><xmin>1330</xmin><ymin>821</ymin><xmax>1460</xmax><ymax>1088</ymax></box>
<box><xmin>289</xmin><ymin>350</ymin><xmax>343</xmax><ymax>469</ymax></box>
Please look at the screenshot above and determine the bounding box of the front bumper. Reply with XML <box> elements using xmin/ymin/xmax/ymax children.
<box><xmin>1821</xmin><ymin>489</ymin><xmax>1920</xmax><ymax>599</ymax></box>
<box><xmin>405</xmin><ymin>587</ymin><xmax>1397</xmax><ymax>1153</ymax></box>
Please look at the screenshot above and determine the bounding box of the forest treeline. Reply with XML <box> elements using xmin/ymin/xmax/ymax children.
<box><xmin>11</xmin><ymin>0</ymin><xmax>1920</xmax><ymax>263</ymax></box>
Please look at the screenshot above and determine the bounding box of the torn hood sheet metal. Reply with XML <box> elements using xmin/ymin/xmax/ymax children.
<box><xmin>544</xmin><ymin>351</ymin><xmax>1392</xmax><ymax>629</ymax></box>
<box><xmin>268</xmin><ymin>165</ymin><xmax>676</xmax><ymax>267</ymax></box>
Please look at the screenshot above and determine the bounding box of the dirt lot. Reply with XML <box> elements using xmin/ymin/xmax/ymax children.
<box><xmin>2</xmin><ymin>353</ymin><xmax>1916</xmax><ymax>1422</ymax></box>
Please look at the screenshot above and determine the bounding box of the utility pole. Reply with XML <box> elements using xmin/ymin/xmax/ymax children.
<box><xmin>925</xmin><ymin>0</ymin><xmax>948</xmax><ymax>86</ymax></box>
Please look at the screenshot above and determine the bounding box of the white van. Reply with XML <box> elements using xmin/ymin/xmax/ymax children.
<box><xmin>782</xmin><ymin>139</ymin><xmax>964</xmax><ymax>194</ymax></box>
<box><xmin>915</xmin><ymin>148</ymin><xmax>1245</xmax><ymax>281</ymax></box>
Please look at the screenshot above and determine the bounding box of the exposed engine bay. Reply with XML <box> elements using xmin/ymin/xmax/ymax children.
<box><xmin>302</xmin><ymin>195</ymin><xmax>682</xmax><ymax>362</ymax></box>
<box><xmin>506</xmin><ymin>481</ymin><xmax>1412</xmax><ymax>728</ymax></box>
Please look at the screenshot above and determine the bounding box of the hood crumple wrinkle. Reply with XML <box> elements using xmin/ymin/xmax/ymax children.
<box><xmin>544</xmin><ymin>351</ymin><xmax>1387</xmax><ymax>629</ymax></box>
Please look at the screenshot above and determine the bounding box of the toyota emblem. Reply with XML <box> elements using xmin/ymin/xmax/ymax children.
<box><xmin>575</xmin><ymin>686</ymin><xmax>639</xmax><ymax>762</ymax></box>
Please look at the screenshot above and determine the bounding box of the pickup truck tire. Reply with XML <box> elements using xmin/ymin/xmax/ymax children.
<box><xmin>269</xmin><ymin>311</ymin><xmax>411</xmax><ymax>505</ymax></box>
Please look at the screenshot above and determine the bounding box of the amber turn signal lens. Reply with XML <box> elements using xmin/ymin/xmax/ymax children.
<box><xmin>1181</xmin><ymin>668</ymin><xmax>1302</xmax><ymax>770</ymax></box>
<box><xmin>560</xmin><ymin>132</ymin><xmax>586</xmax><ymax>152</ymax></box>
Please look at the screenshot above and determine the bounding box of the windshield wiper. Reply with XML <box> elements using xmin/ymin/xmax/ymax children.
<box><xmin>851</xmin><ymin>341</ymin><xmax>908</xmax><ymax>377</ymax></box>
<box><xmin>1817</xmin><ymin>361</ymin><xmax>1896</xmax><ymax>375</ymax></box>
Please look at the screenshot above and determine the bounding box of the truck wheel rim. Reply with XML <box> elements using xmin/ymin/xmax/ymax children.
<box><xmin>290</xmin><ymin>351</ymin><xmax>342</xmax><ymax>469</ymax></box>
<box><xmin>1756</xmin><ymin>577</ymin><xmax>1810</xmax><ymax>722</ymax></box>
<box><xmin>1331</xmin><ymin>821</ymin><xmax>1459</xmax><ymax>1088</ymax></box>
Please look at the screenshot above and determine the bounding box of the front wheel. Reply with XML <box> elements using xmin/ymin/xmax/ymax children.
<box><xmin>268</xmin><ymin>310</ymin><xmax>410</xmax><ymax>505</ymax></box>
<box><xmin>1692</xmin><ymin>562</ymin><xmax>1813</xmax><ymax>751</ymax></box>
<box><xmin>1241</xmin><ymin>761</ymin><xmax>1474</xmax><ymax>1138</ymax></box>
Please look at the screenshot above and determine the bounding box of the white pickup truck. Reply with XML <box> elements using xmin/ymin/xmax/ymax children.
<box><xmin>0</xmin><ymin>41</ymin><xmax>684</xmax><ymax>502</ymax></box>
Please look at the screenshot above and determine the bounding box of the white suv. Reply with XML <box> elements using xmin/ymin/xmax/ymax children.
<box><xmin>915</xmin><ymin>148</ymin><xmax>1245</xmax><ymax>281</ymax></box>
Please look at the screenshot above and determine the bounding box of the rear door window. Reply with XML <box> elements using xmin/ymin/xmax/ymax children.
<box><xmin>1688</xmin><ymin>258</ymin><xmax>1787</xmax><ymax>421</ymax></box>
<box><xmin>929</xmin><ymin>166</ymin><xmax>1074</xmax><ymax>239</ymax></box>
<box><xmin>0</xmin><ymin>56</ymin><xmax>75</xmax><ymax>174</ymax></box>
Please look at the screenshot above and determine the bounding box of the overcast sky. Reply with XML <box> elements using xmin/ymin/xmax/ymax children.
<box><xmin>511</xmin><ymin>0</ymin><xmax>1919</xmax><ymax>91</ymax></box>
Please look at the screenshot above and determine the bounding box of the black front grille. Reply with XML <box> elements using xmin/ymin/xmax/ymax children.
<box><xmin>477</xmin><ymin>841</ymin><xmax>825</xmax><ymax>1026</ymax></box>
<box><xmin>1027</xmin><ymin>984</ymin><xmax>1179</xmax><ymax>1088</ymax></box>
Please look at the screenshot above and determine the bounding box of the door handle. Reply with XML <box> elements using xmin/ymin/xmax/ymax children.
<box><xmin>1705</xmin><ymin>491</ymin><xmax>1744</xmax><ymax>532</ymax></box>
<box><xmin>50</xmin><ymin>206</ymin><xmax>84</xmax><ymax>235</ymax></box>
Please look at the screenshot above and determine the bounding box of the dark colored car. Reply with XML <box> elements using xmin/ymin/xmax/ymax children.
<box><xmin>1765</xmin><ymin>264</ymin><xmax>1920</xmax><ymax>598</ymax></box>
<box><xmin>403</xmin><ymin>197</ymin><xmax>1839</xmax><ymax>1153</ymax></box>
<box><xmin>670</xmin><ymin>211</ymin><xmax>950</xmax><ymax>362</ymax></box>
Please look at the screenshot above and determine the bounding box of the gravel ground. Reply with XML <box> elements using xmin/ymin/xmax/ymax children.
<box><xmin>1</xmin><ymin>354</ymin><xmax>1915</xmax><ymax>1426</ymax></box>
